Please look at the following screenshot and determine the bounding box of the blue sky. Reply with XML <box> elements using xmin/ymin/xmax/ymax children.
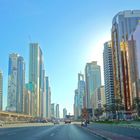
<box><xmin>0</xmin><ymin>0</ymin><xmax>140</xmax><ymax>116</ymax></box>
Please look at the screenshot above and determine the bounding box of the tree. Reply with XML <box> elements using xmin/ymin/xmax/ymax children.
<box><xmin>103</xmin><ymin>104</ymin><xmax>116</xmax><ymax>119</ymax></box>
<box><xmin>133</xmin><ymin>97</ymin><xmax>140</xmax><ymax>117</ymax></box>
<box><xmin>114</xmin><ymin>98</ymin><xmax>124</xmax><ymax>120</ymax></box>
<box><xmin>94</xmin><ymin>108</ymin><xmax>104</xmax><ymax>120</ymax></box>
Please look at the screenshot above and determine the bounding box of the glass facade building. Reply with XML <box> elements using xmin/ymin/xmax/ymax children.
<box><xmin>56</xmin><ymin>104</ymin><xmax>60</xmax><ymax>118</ymax></box>
<box><xmin>51</xmin><ymin>103</ymin><xmax>55</xmax><ymax>118</ymax></box>
<box><xmin>77</xmin><ymin>73</ymin><xmax>85</xmax><ymax>116</ymax></box>
<box><xmin>29</xmin><ymin>43</ymin><xmax>44</xmax><ymax>117</ymax></box>
<box><xmin>25</xmin><ymin>82</ymin><xmax>35</xmax><ymax>116</ymax></box>
<box><xmin>111</xmin><ymin>10</ymin><xmax>140</xmax><ymax>111</ymax></box>
<box><xmin>74</xmin><ymin>89</ymin><xmax>78</xmax><ymax>119</ymax></box>
<box><xmin>7</xmin><ymin>53</ymin><xmax>25</xmax><ymax>113</ymax></box>
<box><xmin>85</xmin><ymin>61</ymin><xmax>101</xmax><ymax>109</ymax></box>
<box><xmin>127</xmin><ymin>23</ymin><xmax>140</xmax><ymax>100</ymax></box>
<box><xmin>46</xmin><ymin>77</ymin><xmax>51</xmax><ymax>119</ymax></box>
<box><xmin>63</xmin><ymin>108</ymin><xmax>67</xmax><ymax>119</ymax></box>
<box><xmin>132</xmin><ymin>23</ymin><xmax>140</xmax><ymax>98</ymax></box>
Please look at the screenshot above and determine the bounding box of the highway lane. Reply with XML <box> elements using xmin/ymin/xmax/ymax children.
<box><xmin>0</xmin><ymin>124</ymin><xmax>104</xmax><ymax>140</ymax></box>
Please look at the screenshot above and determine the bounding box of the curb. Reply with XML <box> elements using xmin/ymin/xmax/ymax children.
<box><xmin>76</xmin><ymin>125</ymin><xmax>111</xmax><ymax>140</ymax></box>
<box><xmin>117</xmin><ymin>124</ymin><xmax>140</xmax><ymax>130</ymax></box>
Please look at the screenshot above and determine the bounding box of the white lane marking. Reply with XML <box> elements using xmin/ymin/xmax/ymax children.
<box><xmin>8</xmin><ymin>133</ymin><xmax>16</xmax><ymax>135</ymax></box>
<box><xmin>50</xmin><ymin>133</ymin><xmax>55</xmax><ymax>137</ymax></box>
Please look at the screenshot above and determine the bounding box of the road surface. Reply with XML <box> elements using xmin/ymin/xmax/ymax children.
<box><xmin>0</xmin><ymin>124</ymin><xmax>104</xmax><ymax>140</ymax></box>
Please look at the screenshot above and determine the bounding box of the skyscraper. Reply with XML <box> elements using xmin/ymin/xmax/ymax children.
<box><xmin>77</xmin><ymin>73</ymin><xmax>85</xmax><ymax>116</ymax></box>
<box><xmin>63</xmin><ymin>108</ymin><xmax>67</xmax><ymax>119</ymax></box>
<box><xmin>51</xmin><ymin>103</ymin><xmax>55</xmax><ymax>118</ymax></box>
<box><xmin>7</xmin><ymin>53</ymin><xmax>25</xmax><ymax>113</ymax></box>
<box><xmin>103</xmin><ymin>41</ymin><xmax>115</xmax><ymax>113</ymax></box>
<box><xmin>56</xmin><ymin>104</ymin><xmax>60</xmax><ymax>118</ymax></box>
<box><xmin>41</xmin><ymin>70</ymin><xmax>46</xmax><ymax>118</ymax></box>
<box><xmin>85</xmin><ymin>61</ymin><xmax>101</xmax><ymax>108</ymax></box>
<box><xmin>111</xmin><ymin>10</ymin><xmax>140</xmax><ymax>112</ymax></box>
<box><xmin>93</xmin><ymin>86</ymin><xmax>105</xmax><ymax>110</ymax></box>
<box><xmin>74</xmin><ymin>89</ymin><xmax>78</xmax><ymax>119</ymax></box>
<box><xmin>25</xmin><ymin>82</ymin><xmax>35</xmax><ymax>116</ymax></box>
<box><xmin>29</xmin><ymin>43</ymin><xmax>44</xmax><ymax>117</ymax></box>
<box><xmin>127</xmin><ymin>23</ymin><xmax>140</xmax><ymax>117</ymax></box>
<box><xmin>0</xmin><ymin>70</ymin><xmax>3</xmax><ymax>111</ymax></box>
<box><xmin>93</xmin><ymin>86</ymin><xmax>106</xmax><ymax>118</ymax></box>
<box><xmin>127</xmin><ymin>23</ymin><xmax>140</xmax><ymax>100</ymax></box>
<box><xmin>24</xmin><ymin>84</ymin><xmax>31</xmax><ymax>115</ymax></box>
<box><xmin>46</xmin><ymin>77</ymin><xmax>51</xmax><ymax>119</ymax></box>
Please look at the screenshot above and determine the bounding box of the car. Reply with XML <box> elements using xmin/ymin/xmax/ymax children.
<box><xmin>0</xmin><ymin>120</ymin><xmax>4</xmax><ymax>127</ymax></box>
<box><xmin>41</xmin><ymin>120</ymin><xmax>48</xmax><ymax>123</ymax></box>
<box><xmin>53</xmin><ymin>120</ymin><xmax>60</xmax><ymax>125</ymax></box>
<box><xmin>64</xmin><ymin>119</ymin><xmax>71</xmax><ymax>124</ymax></box>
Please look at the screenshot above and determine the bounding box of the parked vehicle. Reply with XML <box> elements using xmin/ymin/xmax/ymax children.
<box><xmin>0</xmin><ymin>120</ymin><xmax>4</xmax><ymax>127</ymax></box>
<box><xmin>53</xmin><ymin>120</ymin><xmax>60</xmax><ymax>125</ymax></box>
<box><xmin>41</xmin><ymin>120</ymin><xmax>48</xmax><ymax>123</ymax></box>
<box><xmin>64</xmin><ymin>119</ymin><xmax>71</xmax><ymax>124</ymax></box>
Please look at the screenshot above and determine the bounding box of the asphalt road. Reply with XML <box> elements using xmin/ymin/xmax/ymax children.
<box><xmin>0</xmin><ymin>124</ymin><xmax>104</xmax><ymax>140</ymax></box>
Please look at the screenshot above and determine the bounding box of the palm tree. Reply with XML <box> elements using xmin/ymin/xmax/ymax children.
<box><xmin>114</xmin><ymin>98</ymin><xmax>124</xmax><ymax>120</ymax></box>
<box><xmin>133</xmin><ymin>97</ymin><xmax>140</xmax><ymax>117</ymax></box>
<box><xmin>94</xmin><ymin>108</ymin><xmax>104</xmax><ymax>120</ymax></box>
<box><xmin>103</xmin><ymin>104</ymin><xmax>116</xmax><ymax>120</ymax></box>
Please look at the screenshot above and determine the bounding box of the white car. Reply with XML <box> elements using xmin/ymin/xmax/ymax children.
<box><xmin>53</xmin><ymin>120</ymin><xmax>60</xmax><ymax>125</ymax></box>
<box><xmin>0</xmin><ymin>120</ymin><xmax>4</xmax><ymax>127</ymax></box>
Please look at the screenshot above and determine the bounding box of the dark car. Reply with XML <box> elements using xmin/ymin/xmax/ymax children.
<box><xmin>64</xmin><ymin>119</ymin><xmax>71</xmax><ymax>124</ymax></box>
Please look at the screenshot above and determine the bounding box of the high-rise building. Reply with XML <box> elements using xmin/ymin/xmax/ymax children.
<box><xmin>17</xmin><ymin>56</ymin><xmax>25</xmax><ymax>113</ymax></box>
<box><xmin>41</xmin><ymin>70</ymin><xmax>46</xmax><ymax>118</ymax></box>
<box><xmin>0</xmin><ymin>70</ymin><xmax>3</xmax><ymax>110</ymax></box>
<box><xmin>56</xmin><ymin>104</ymin><xmax>60</xmax><ymax>118</ymax></box>
<box><xmin>93</xmin><ymin>86</ymin><xmax>106</xmax><ymax>110</ymax></box>
<box><xmin>46</xmin><ymin>77</ymin><xmax>51</xmax><ymax>119</ymax></box>
<box><xmin>74</xmin><ymin>89</ymin><xmax>78</xmax><ymax>119</ymax></box>
<box><xmin>131</xmin><ymin>21</ymin><xmax>140</xmax><ymax>98</ymax></box>
<box><xmin>128</xmin><ymin>23</ymin><xmax>140</xmax><ymax>100</ymax></box>
<box><xmin>93</xmin><ymin>86</ymin><xmax>106</xmax><ymax>118</ymax></box>
<box><xmin>51</xmin><ymin>103</ymin><xmax>55</xmax><ymax>118</ymax></box>
<box><xmin>103</xmin><ymin>41</ymin><xmax>115</xmax><ymax>112</ymax></box>
<box><xmin>77</xmin><ymin>73</ymin><xmax>85</xmax><ymax>116</ymax></box>
<box><xmin>24</xmin><ymin>84</ymin><xmax>31</xmax><ymax>115</ymax></box>
<box><xmin>63</xmin><ymin>108</ymin><xmax>67</xmax><ymax>119</ymax></box>
<box><xmin>29</xmin><ymin>43</ymin><xmax>44</xmax><ymax>117</ymax></box>
<box><xmin>25</xmin><ymin>82</ymin><xmax>36</xmax><ymax>116</ymax></box>
<box><xmin>111</xmin><ymin>10</ymin><xmax>140</xmax><ymax>112</ymax></box>
<box><xmin>7</xmin><ymin>53</ymin><xmax>25</xmax><ymax>113</ymax></box>
<box><xmin>85</xmin><ymin>61</ymin><xmax>101</xmax><ymax>108</ymax></box>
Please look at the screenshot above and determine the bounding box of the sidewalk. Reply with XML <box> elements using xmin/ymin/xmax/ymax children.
<box><xmin>85</xmin><ymin>126</ymin><xmax>137</xmax><ymax>140</ymax></box>
<box><xmin>116</xmin><ymin>121</ymin><xmax>140</xmax><ymax>129</ymax></box>
<box><xmin>0</xmin><ymin>122</ymin><xmax>53</xmax><ymax>128</ymax></box>
<box><xmin>77</xmin><ymin>124</ymin><xmax>138</xmax><ymax>140</ymax></box>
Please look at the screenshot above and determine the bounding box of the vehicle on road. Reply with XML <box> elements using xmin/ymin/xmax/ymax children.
<box><xmin>41</xmin><ymin>119</ymin><xmax>48</xmax><ymax>123</ymax></box>
<box><xmin>64</xmin><ymin>119</ymin><xmax>71</xmax><ymax>124</ymax></box>
<box><xmin>53</xmin><ymin>120</ymin><xmax>60</xmax><ymax>125</ymax></box>
<box><xmin>0</xmin><ymin>120</ymin><xmax>4</xmax><ymax>127</ymax></box>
